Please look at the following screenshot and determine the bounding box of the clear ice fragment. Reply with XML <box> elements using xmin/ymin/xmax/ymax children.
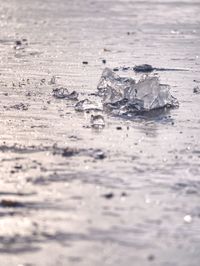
<box><xmin>126</xmin><ymin>76</ymin><xmax>178</xmax><ymax>111</ymax></box>
<box><xmin>75</xmin><ymin>99</ymin><xmax>103</xmax><ymax>112</ymax></box>
<box><xmin>97</xmin><ymin>68</ymin><xmax>135</xmax><ymax>103</ymax></box>
<box><xmin>53</xmin><ymin>87</ymin><xmax>78</xmax><ymax>100</ymax></box>
<box><xmin>90</xmin><ymin>115</ymin><xmax>105</xmax><ymax>129</ymax></box>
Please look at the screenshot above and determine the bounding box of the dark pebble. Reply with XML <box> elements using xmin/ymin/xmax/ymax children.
<box><xmin>116</xmin><ymin>126</ymin><xmax>122</xmax><ymax>130</ymax></box>
<box><xmin>62</xmin><ymin>147</ymin><xmax>78</xmax><ymax>157</ymax></box>
<box><xmin>82</xmin><ymin>61</ymin><xmax>88</xmax><ymax>65</ymax></box>
<box><xmin>113</xmin><ymin>68</ymin><xmax>119</xmax><ymax>72</ymax></box>
<box><xmin>14</xmin><ymin>165</ymin><xmax>22</xmax><ymax>170</ymax></box>
<box><xmin>193</xmin><ymin>86</ymin><xmax>200</xmax><ymax>94</ymax></box>
<box><xmin>15</xmin><ymin>40</ymin><xmax>22</xmax><ymax>46</ymax></box>
<box><xmin>122</xmin><ymin>66</ymin><xmax>130</xmax><ymax>71</ymax></box>
<box><xmin>133</xmin><ymin>64</ymin><xmax>154</xmax><ymax>73</ymax></box>
<box><xmin>102</xmin><ymin>59</ymin><xmax>106</xmax><ymax>64</ymax></box>
<box><xmin>102</xmin><ymin>193</ymin><xmax>114</xmax><ymax>199</ymax></box>
<box><xmin>94</xmin><ymin>151</ymin><xmax>106</xmax><ymax>160</ymax></box>
<box><xmin>1</xmin><ymin>199</ymin><xmax>24</xmax><ymax>208</ymax></box>
<box><xmin>147</xmin><ymin>255</ymin><xmax>155</xmax><ymax>261</ymax></box>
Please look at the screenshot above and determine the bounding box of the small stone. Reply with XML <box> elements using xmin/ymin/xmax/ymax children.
<box><xmin>148</xmin><ymin>255</ymin><xmax>155</xmax><ymax>261</ymax></box>
<box><xmin>82</xmin><ymin>61</ymin><xmax>88</xmax><ymax>65</ymax></box>
<box><xmin>133</xmin><ymin>64</ymin><xmax>154</xmax><ymax>73</ymax></box>
<box><xmin>102</xmin><ymin>193</ymin><xmax>114</xmax><ymax>199</ymax></box>
<box><xmin>1</xmin><ymin>199</ymin><xmax>23</xmax><ymax>208</ymax></box>
<box><xmin>116</xmin><ymin>126</ymin><xmax>122</xmax><ymax>130</ymax></box>
<box><xmin>93</xmin><ymin>150</ymin><xmax>106</xmax><ymax>160</ymax></box>
<box><xmin>103</xmin><ymin>48</ymin><xmax>111</xmax><ymax>52</ymax></box>
<box><xmin>102</xmin><ymin>59</ymin><xmax>106</xmax><ymax>64</ymax></box>
<box><xmin>62</xmin><ymin>147</ymin><xmax>79</xmax><ymax>157</ymax></box>
<box><xmin>193</xmin><ymin>86</ymin><xmax>200</xmax><ymax>94</ymax></box>
<box><xmin>15</xmin><ymin>40</ymin><xmax>22</xmax><ymax>46</ymax></box>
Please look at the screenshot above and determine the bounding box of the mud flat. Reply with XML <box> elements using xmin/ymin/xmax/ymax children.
<box><xmin>0</xmin><ymin>0</ymin><xmax>200</xmax><ymax>265</ymax></box>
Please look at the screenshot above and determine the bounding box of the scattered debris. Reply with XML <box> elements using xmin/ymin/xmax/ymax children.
<box><xmin>60</xmin><ymin>147</ymin><xmax>106</xmax><ymax>160</ymax></box>
<box><xmin>4</xmin><ymin>103</ymin><xmax>29</xmax><ymax>111</ymax></box>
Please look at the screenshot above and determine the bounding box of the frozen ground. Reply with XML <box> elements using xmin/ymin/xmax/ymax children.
<box><xmin>0</xmin><ymin>0</ymin><xmax>200</xmax><ymax>265</ymax></box>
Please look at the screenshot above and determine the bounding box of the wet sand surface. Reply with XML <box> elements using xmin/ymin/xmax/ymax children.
<box><xmin>0</xmin><ymin>0</ymin><xmax>200</xmax><ymax>265</ymax></box>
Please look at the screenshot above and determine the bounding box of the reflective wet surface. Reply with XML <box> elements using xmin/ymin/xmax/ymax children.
<box><xmin>0</xmin><ymin>0</ymin><xmax>200</xmax><ymax>265</ymax></box>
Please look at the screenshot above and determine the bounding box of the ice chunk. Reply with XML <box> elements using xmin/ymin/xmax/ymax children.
<box><xmin>75</xmin><ymin>99</ymin><xmax>103</xmax><ymax>112</ymax></box>
<box><xmin>97</xmin><ymin>68</ymin><xmax>179</xmax><ymax>113</ymax></box>
<box><xmin>125</xmin><ymin>76</ymin><xmax>178</xmax><ymax>111</ymax></box>
<box><xmin>97</xmin><ymin>68</ymin><xmax>135</xmax><ymax>103</ymax></box>
<box><xmin>90</xmin><ymin>115</ymin><xmax>105</xmax><ymax>129</ymax></box>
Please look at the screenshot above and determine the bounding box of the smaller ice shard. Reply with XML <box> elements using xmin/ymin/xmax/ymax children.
<box><xmin>53</xmin><ymin>87</ymin><xmax>69</xmax><ymax>98</ymax></box>
<box><xmin>67</xmin><ymin>91</ymin><xmax>79</xmax><ymax>100</ymax></box>
<box><xmin>97</xmin><ymin>68</ymin><xmax>135</xmax><ymax>103</ymax></box>
<box><xmin>14</xmin><ymin>39</ymin><xmax>28</xmax><ymax>50</ymax></box>
<box><xmin>53</xmin><ymin>87</ymin><xmax>78</xmax><ymax>100</ymax></box>
<box><xmin>90</xmin><ymin>115</ymin><xmax>105</xmax><ymax>129</ymax></box>
<box><xmin>97</xmin><ymin>68</ymin><xmax>179</xmax><ymax>113</ymax></box>
<box><xmin>193</xmin><ymin>86</ymin><xmax>200</xmax><ymax>94</ymax></box>
<box><xmin>133</xmin><ymin>64</ymin><xmax>154</xmax><ymax>73</ymax></box>
<box><xmin>75</xmin><ymin>99</ymin><xmax>103</xmax><ymax>112</ymax></box>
